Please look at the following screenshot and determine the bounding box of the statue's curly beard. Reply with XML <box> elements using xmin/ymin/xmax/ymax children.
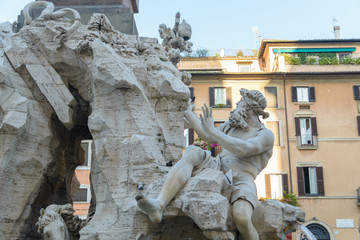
<box><xmin>229</xmin><ymin>108</ymin><xmax>249</xmax><ymax>131</ymax></box>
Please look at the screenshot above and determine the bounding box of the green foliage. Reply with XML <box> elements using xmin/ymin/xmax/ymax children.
<box><xmin>330</xmin><ymin>57</ymin><xmax>339</xmax><ymax>65</ymax></box>
<box><xmin>280</xmin><ymin>191</ymin><xmax>300</xmax><ymax>207</ymax></box>
<box><xmin>306</xmin><ymin>56</ymin><xmax>317</xmax><ymax>65</ymax></box>
<box><xmin>283</xmin><ymin>53</ymin><xmax>292</xmax><ymax>64</ymax></box>
<box><xmin>290</xmin><ymin>57</ymin><xmax>301</xmax><ymax>65</ymax></box>
<box><xmin>318</xmin><ymin>57</ymin><xmax>331</xmax><ymax>65</ymax></box>
<box><xmin>194</xmin><ymin>47</ymin><xmax>209</xmax><ymax>57</ymax></box>
<box><xmin>318</xmin><ymin>53</ymin><xmax>336</xmax><ymax>58</ymax></box>
<box><xmin>215</xmin><ymin>103</ymin><xmax>225</xmax><ymax>108</ymax></box>
<box><xmin>237</xmin><ymin>50</ymin><xmax>244</xmax><ymax>57</ymax></box>
<box><xmin>284</xmin><ymin>52</ymin><xmax>355</xmax><ymax>66</ymax></box>
<box><xmin>298</xmin><ymin>53</ymin><xmax>307</xmax><ymax>64</ymax></box>
<box><xmin>340</xmin><ymin>56</ymin><xmax>355</xmax><ymax>64</ymax></box>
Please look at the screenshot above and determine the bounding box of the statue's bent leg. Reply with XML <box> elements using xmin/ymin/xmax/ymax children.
<box><xmin>232</xmin><ymin>200</ymin><xmax>259</xmax><ymax>240</ymax></box>
<box><xmin>136</xmin><ymin>145</ymin><xmax>206</xmax><ymax>223</ymax></box>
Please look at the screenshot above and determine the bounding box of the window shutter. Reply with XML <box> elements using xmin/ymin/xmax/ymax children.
<box><xmin>188</xmin><ymin>128</ymin><xmax>194</xmax><ymax>145</ymax></box>
<box><xmin>311</xmin><ymin>117</ymin><xmax>318</xmax><ymax>136</ymax></box>
<box><xmin>316</xmin><ymin>167</ymin><xmax>325</xmax><ymax>196</ymax></box>
<box><xmin>357</xmin><ymin>116</ymin><xmax>360</xmax><ymax>136</ymax></box>
<box><xmin>295</xmin><ymin>117</ymin><xmax>301</xmax><ymax>136</ymax></box>
<box><xmin>265</xmin><ymin>174</ymin><xmax>271</xmax><ymax>198</ymax></box>
<box><xmin>189</xmin><ymin>87</ymin><xmax>194</xmax><ymax>98</ymax></box>
<box><xmin>282</xmin><ymin>174</ymin><xmax>289</xmax><ymax>195</ymax></box>
<box><xmin>297</xmin><ymin>167</ymin><xmax>305</xmax><ymax>196</ymax></box>
<box><xmin>353</xmin><ymin>86</ymin><xmax>360</xmax><ymax>100</ymax></box>
<box><xmin>309</xmin><ymin>87</ymin><xmax>316</xmax><ymax>102</ymax></box>
<box><xmin>291</xmin><ymin>87</ymin><xmax>297</xmax><ymax>102</ymax></box>
<box><xmin>209</xmin><ymin>87</ymin><xmax>215</xmax><ymax>107</ymax></box>
<box><xmin>226</xmin><ymin>87</ymin><xmax>232</xmax><ymax>108</ymax></box>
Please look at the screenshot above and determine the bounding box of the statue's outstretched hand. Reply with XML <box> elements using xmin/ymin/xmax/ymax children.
<box><xmin>184</xmin><ymin>99</ymin><xmax>195</xmax><ymax>116</ymax></box>
<box><xmin>200</xmin><ymin>104</ymin><xmax>215</xmax><ymax>133</ymax></box>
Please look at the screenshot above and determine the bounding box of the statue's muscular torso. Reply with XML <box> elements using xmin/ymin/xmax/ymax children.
<box><xmin>218</xmin><ymin>122</ymin><xmax>273</xmax><ymax>179</ymax></box>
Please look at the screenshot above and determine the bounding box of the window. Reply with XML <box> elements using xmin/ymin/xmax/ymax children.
<box><xmin>265</xmin><ymin>174</ymin><xmax>288</xmax><ymax>198</ymax></box>
<box><xmin>339</xmin><ymin>53</ymin><xmax>350</xmax><ymax>60</ymax></box>
<box><xmin>215</xmin><ymin>88</ymin><xmax>226</xmax><ymax>105</ymax></box>
<box><xmin>77</xmin><ymin>140</ymin><xmax>92</xmax><ymax>169</ymax></box>
<box><xmin>291</xmin><ymin>86</ymin><xmax>315</xmax><ymax>103</ymax></box>
<box><xmin>266</xmin><ymin>121</ymin><xmax>281</xmax><ymax>146</ymax></box>
<box><xmin>264</xmin><ymin>87</ymin><xmax>278</xmax><ymax>108</ymax></box>
<box><xmin>209</xmin><ymin>87</ymin><xmax>232</xmax><ymax>108</ymax></box>
<box><xmin>73</xmin><ymin>185</ymin><xmax>91</xmax><ymax>203</ymax></box>
<box><xmin>295</xmin><ymin>117</ymin><xmax>318</xmax><ymax>149</ymax></box>
<box><xmin>189</xmin><ymin>87</ymin><xmax>194</xmax><ymax>102</ymax></box>
<box><xmin>353</xmin><ymin>85</ymin><xmax>360</xmax><ymax>100</ymax></box>
<box><xmin>184</xmin><ymin>128</ymin><xmax>194</xmax><ymax>147</ymax></box>
<box><xmin>357</xmin><ymin>116</ymin><xmax>360</xmax><ymax>136</ymax></box>
<box><xmin>297</xmin><ymin>167</ymin><xmax>324</xmax><ymax>196</ymax></box>
<box><xmin>302</xmin><ymin>223</ymin><xmax>331</xmax><ymax>240</ymax></box>
<box><xmin>238</xmin><ymin>65</ymin><xmax>251</xmax><ymax>72</ymax></box>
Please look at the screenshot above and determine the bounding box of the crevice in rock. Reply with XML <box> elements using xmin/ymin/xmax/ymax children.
<box><xmin>17</xmin><ymin>86</ymin><xmax>93</xmax><ymax>239</ymax></box>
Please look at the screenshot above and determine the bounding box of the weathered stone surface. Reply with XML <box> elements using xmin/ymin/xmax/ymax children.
<box><xmin>0</xmin><ymin>3</ymin><xmax>189</xmax><ymax>239</ymax></box>
<box><xmin>252</xmin><ymin>199</ymin><xmax>305</xmax><ymax>240</ymax></box>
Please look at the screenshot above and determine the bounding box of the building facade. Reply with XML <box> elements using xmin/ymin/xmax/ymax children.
<box><xmin>179</xmin><ymin>39</ymin><xmax>360</xmax><ymax>240</ymax></box>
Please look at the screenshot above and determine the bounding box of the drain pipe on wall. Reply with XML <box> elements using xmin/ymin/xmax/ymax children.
<box><xmin>283</xmin><ymin>72</ymin><xmax>293</xmax><ymax>193</ymax></box>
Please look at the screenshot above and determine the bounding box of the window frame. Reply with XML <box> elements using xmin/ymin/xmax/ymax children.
<box><xmin>295</xmin><ymin>117</ymin><xmax>318</xmax><ymax>149</ymax></box>
<box><xmin>77</xmin><ymin>140</ymin><xmax>92</xmax><ymax>170</ymax></box>
<box><xmin>73</xmin><ymin>184</ymin><xmax>91</xmax><ymax>204</ymax></box>
<box><xmin>184</xmin><ymin>128</ymin><xmax>194</xmax><ymax>147</ymax></box>
<box><xmin>297</xmin><ymin>166</ymin><xmax>324</xmax><ymax>197</ymax></box>
<box><xmin>264</xmin><ymin>86</ymin><xmax>279</xmax><ymax>109</ymax></box>
<box><xmin>265</xmin><ymin>120</ymin><xmax>283</xmax><ymax>147</ymax></box>
<box><xmin>214</xmin><ymin>87</ymin><xmax>227</xmax><ymax>106</ymax></box>
<box><xmin>291</xmin><ymin>86</ymin><xmax>316</xmax><ymax>103</ymax></box>
<box><xmin>209</xmin><ymin>87</ymin><xmax>232</xmax><ymax>108</ymax></box>
<box><xmin>265</xmin><ymin>173</ymin><xmax>289</xmax><ymax>198</ymax></box>
<box><xmin>238</xmin><ymin>64</ymin><xmax>251</xmax><ymax>72</ymax></box>
<box><xmin>353</xmin><ymin>85</ymin><xmax>360</xmax><ymax>100</ymax></box>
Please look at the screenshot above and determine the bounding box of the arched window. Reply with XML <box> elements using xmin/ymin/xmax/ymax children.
<box><xmin>301</xmin><ymin>223</ymin><xmax>330</xmax><ymax>240</ymax></box>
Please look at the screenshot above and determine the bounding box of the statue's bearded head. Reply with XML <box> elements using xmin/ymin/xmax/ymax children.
<box><xmin>229</xmin><ymin>88</ymin><xmax>269</xmax><ymax>131</ymax></box>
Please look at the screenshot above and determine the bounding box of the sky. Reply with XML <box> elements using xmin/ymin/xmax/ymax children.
<box><xmin>1</xmin><ymin>0</ymin><xmax>360</xmax><ymax>51</ymax></box>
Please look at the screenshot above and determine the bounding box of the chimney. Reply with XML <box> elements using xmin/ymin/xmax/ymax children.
<box><xmin>334</xmin><ymin>26</ymin><xmax>341</xmax><ymax>39</ymax></box>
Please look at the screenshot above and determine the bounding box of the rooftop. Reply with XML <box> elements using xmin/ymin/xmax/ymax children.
<box><xmin>258</xmin><ymin>39</ymin><xmax>360</xmax><ymax>58</ymax></box>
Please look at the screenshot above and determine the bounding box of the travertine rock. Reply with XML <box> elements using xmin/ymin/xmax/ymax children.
<box><xmin>252</xmin><ymin>200</ymin><xmax>305</xmax><ymax>240</ymax></box>
<box><xmin>0</xmin><ymin>2</ymin><xmax>189</xmax><ymax>239</ymax></box>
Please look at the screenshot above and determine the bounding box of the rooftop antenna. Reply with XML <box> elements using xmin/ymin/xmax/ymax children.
<box><xmin>332</xmin><ymin>17</ymin><xmax>341</xmax><ymax>39</ymax></box>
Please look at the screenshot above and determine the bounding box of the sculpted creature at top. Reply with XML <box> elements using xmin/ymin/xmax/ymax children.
<box><xmin>159</xmin><ymin>12</ymin><xmax>193</xmax><ymax>65</ymax></box>
<box><xmin>21</xmin><ymin>1</ymin><xmax>81</xmax><ymax>41</ymax></box>
<box><xmin>136</xmin><ymin>88</ymin><xmax>275</xmax><ymax>240</ymax></box>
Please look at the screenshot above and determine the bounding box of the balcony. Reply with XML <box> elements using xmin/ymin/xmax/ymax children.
<box><xmin>274</xmin><ymin>53</ymin><xmax>360</xmax><ymax>73</ymax></box>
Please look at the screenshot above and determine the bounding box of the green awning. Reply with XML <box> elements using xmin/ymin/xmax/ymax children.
<box><xmin>273</xmin><ymin>47</ymin><xmax>356</xmax><ymax>53</ymax></box>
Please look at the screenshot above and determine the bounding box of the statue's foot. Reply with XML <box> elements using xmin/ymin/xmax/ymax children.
<box><xmin>135</xmin><ymin>192</ymin><xmax>163</xmax><ymax>223</ymax></box>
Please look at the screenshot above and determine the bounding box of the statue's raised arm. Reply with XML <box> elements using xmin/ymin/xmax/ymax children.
<box><xmin>184</xmin><ymin>101</ymin><xmax>217</xmax><ymax>143</ymax></box>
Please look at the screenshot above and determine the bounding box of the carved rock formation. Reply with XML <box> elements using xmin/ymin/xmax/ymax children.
<box><xmin>0</xmin><ymin>2</ymin><xmax>188</xmax><ymax>239</ymax></box>
<box><xmin>0</xmin><ymin>2</ymin><xmax>304</xmax><ymax>239</ymax></box>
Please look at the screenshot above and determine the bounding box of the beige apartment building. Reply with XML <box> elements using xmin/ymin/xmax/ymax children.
<box><xmin>179</xmin><ymin>39</ymin><xmax>360</xmax><ymax>240</ymax></box>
